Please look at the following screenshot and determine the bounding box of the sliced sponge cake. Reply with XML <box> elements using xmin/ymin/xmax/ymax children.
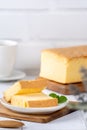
<box><xmin>4</xmin><ymin>79</ymin><xmax>47</xmax><ymax>102</ymax></box>
<box><xmin>11</xmin><ymin>93</ymin><xmax>58</xmax><ymax>108</ymax></box>
<box><xmin>40</xmin><ymin>45</ymin><xmax>87</xmax><ymax>84</ymax></box>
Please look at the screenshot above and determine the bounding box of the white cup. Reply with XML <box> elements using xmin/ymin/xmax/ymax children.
<box><xmin>0</xmin><ymin>40</ymin><xmax>17</xmax><ymax>78</ymax></box>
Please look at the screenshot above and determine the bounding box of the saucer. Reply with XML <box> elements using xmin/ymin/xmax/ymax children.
<box><xmin>0</xmin><ymin>70</ymin><xmax>26</xmax><ymax>81</ymax></box>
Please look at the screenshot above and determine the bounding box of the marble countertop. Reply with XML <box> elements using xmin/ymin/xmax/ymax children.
<box><xmin>0</xmin><ymin>72</ymin><xmax>87</xmax><ymax>130</ymax></box>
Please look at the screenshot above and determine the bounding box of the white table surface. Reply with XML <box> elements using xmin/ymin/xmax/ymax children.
<box><xmin>0</xmin><ymin>73</ymin><xmax>87</xmax><ymax>130</ymax></box>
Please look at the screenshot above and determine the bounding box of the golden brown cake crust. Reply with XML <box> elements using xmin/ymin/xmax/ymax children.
<box><xmin>18</xmin><ymin>79</ymin><xmax>47</xmax><ymax>89</ymax></box>
<box><xmin>42</xmin><ymin>45</ymin><xmax>87</xmax><ymax>59</ymax></box>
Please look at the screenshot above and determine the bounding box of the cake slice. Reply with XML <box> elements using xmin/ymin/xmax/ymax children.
<box><xmin>4</xmin><ymin>79</ymin><xmax>47</xmax><ymax>102</ymax></box>
<box><xmin>11</xmin><ymin>93</ymin><xmax>58</xmax><ymax>108</ymax></box>
<box><xmin>40</xmin><ymin>45</ymin><xmax>87</xmax><ymax>84</ymax></box>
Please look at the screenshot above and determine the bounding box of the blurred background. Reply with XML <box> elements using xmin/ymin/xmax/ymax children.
<box><xmin>0</xmin><ymin>0</ymin><xmax>87</xmax><ymax>72</ymax></box>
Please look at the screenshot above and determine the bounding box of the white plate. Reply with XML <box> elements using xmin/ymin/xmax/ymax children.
<box><xmin>0</xmin><ymin>70</ymin><xmax>26</xmax><ymax>81</ymax></box>
<box><xmin>0</xmin><ymin>98</ymin><xmax>68</xmax><ymax>114</ymax></box>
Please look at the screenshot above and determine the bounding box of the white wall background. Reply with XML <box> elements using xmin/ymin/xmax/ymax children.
<box><xmin>0</xmin><ymin>0</ymin><xmax>87</xmax><ymax>71</ymax></box>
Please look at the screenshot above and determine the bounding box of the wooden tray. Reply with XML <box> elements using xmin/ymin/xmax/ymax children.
<box><xmin>38</xmin><ymin>77</ymin><xmax>85</xmax><ymax>95</ymax></box>
<box><xmin>0</xmin><ymin>103</ymin><xmax>75</xmax><ymax>123</ymax></box>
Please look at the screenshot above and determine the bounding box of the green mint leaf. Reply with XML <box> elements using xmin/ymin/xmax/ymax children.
<box><xmin>58</xmin><ymin>96</ymin><xmax>67</xmax><ymax>103</ymax></box>
<box><xmin>49</xmin><ymin>93</ymin><xmax>59</xmax><ymax>103</ymax></box>
<box><xmin>49</xmin><ymin>93</ymin><xmax>67</xmax><ymax>103</ymax></box>
<box><xmin>49</xmin><ymin>93</ymin><xmax>59</xmax><ymax>98</ymax></box>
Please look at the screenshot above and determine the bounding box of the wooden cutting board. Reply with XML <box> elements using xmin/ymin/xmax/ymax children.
<box><xmin>38</xmin><ymin>77</ymin><xmax>85</xmax><ymax>95</ymax></box>
<box><xmin>0</xmin><ymin>103</ymin><xmax>75</xmax><ymax>123</ymax></box>
<box><xmin>47</xmin><ymin>81</ymin><xmax>85</xmax><ymax>95</ymax></box>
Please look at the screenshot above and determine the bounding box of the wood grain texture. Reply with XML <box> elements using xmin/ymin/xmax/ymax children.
<box><xmin>38</xmin><ymin>77</ymin><xmax>85</xmax><ymax>95</ymax></box>
<box><xmin>0</xmin><ymin>103</ymin><xmax>75</xmax><ymax>123</ymax></box>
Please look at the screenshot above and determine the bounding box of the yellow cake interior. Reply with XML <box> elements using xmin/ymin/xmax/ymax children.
<box><xmin>3</xmin><ymin>79</ymin><xmax>58</xmax><ymax>108</ymax></box>
<box><xmin>11</xmin><ymin>93</ymin><xmax>58</xmax><ymax>108</ymax></box>
<box><xmin>4</xmin><ymin>79</ymin><xmax>47</xmax><ymax>102</ymax></box>
<box><xmin>40</xmin><ymin>45</ymin><xmax>87</xmax><ymax>83</ymax></box>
